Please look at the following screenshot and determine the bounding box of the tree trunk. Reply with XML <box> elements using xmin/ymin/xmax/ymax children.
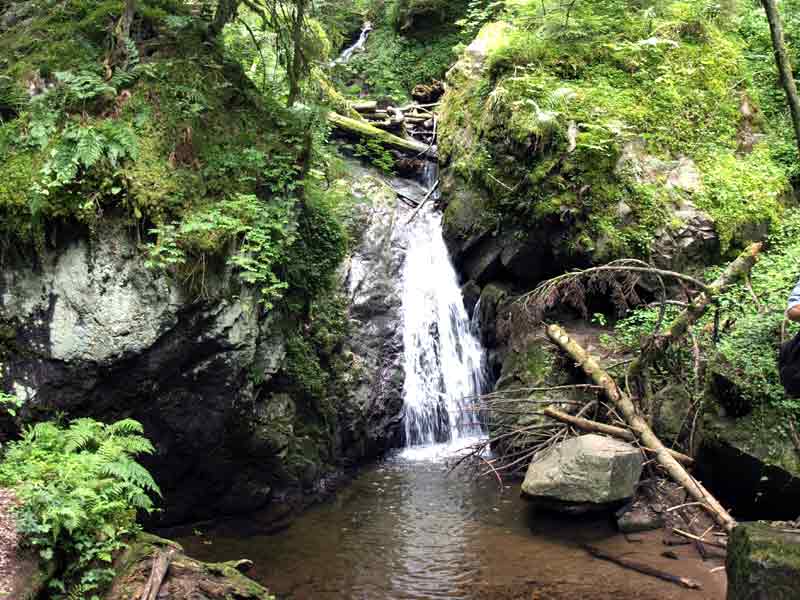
<box><xmin>762</xmin><ymin>0</ymin><xmax>800</xmax><ymax>154</ymax></box>
<box><xmin>542</xmin><ymin>407</ymin><xmax>694</xmax><ymax>465</ymax></box>
<box><xmin>287</xmin><ymin>0</ymin><xmax>308</xmax><ymax>107</ymax></box>
<box><xmin>212</xmin><ymin>0</ymin><xmax>241</xmax><ymax>35</ymax></box>
<box><xmin>327</xmin><ymin>112</ymin><xmax>436</xmax><ymax>157</ymax></box>
<box><xmin>545</xmin><ymin>324</ymin><xmax>737</xmax><ymax>533</ymax></box>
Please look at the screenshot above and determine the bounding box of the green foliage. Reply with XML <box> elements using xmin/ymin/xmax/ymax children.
<box><xmin>146</xmin><ymin>194</ymin><xmax>297</xmax><ymax>307</ymax></box>
<box><xmin>0</xmin><ymin>418</ymin><xmax>160</xmax><ymax>599</ymax></box>
<box><xmin>0</xmin><ymin>392</ymin><xmax>22</xmax><ymax>417</ymax></box>
<box><xmin>352</xmin><ymin>138</ymin><xmax>395</xmax><ymax>174</ymax></box>
<box><xmin>331</xmin><ymin>0</ymin><xmax>472</xmax><ymax>100</ymax></box>
<box><xmin>440</xmin><ymin>0</ymin><xmax>790</xmax><ymax>260</ymax></box>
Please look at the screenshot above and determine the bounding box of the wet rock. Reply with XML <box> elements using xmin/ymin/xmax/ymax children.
<box><xmin>461</xmin><ymin>280</ymin><xmax>482</xmax><ymax>316</ymax></box>
<box><xmin>411</xmin><ymin>80</ymin><xmax>445</xmax><ymax>104</ymax></box>
<box><xmin>616</xmin><ymin>502</ymin><xmax>665</xmax><ymax>533</ymax></box>
<box><xmin>339</xmin><ymin>163</ymin><xmax>407</xmax><ymax>457</ymax></box>
<box><xmin>521</xmin><ymin>434</ymin><xmax>644</xmax><ymax>513</ymax></box>
<box><xmin>727</xmin><ymin>522</ymin><xmax>800</xmax><ymax>600</ymax></box>
<box><xmin>474</xmin><ymin>283</ymin><xmax>510</xmax><ymax>347</ymax></box>
<box><xmin>103</xmin><ymin>533</ymin><xmax>274</xmax><ymax>600</ymax></box>
<box><xmin>697</xmin><ymin>411</ymin><xmax>800</xmax><ymax>521</ymax></box>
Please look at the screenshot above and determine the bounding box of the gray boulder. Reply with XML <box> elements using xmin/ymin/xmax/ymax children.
<box><xmin>521</xmin><ymin>434</ymin><xmax>644</xmax><ymax>512</ymax></box>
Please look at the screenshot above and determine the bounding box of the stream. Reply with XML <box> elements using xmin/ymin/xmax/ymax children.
<box><xmin>177</xmin><ymin>31</ymin><xmax>726</xmax><ymax>600</ymax></box>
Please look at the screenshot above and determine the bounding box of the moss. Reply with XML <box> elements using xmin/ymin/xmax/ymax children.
<box><xmin>727</xmin><ymin>522</ymin><xmax>800</xmax><ymax>600</ymax></box>
<box><xmin>439</xmin><ymin>1</ymin><xmax>791</xmax><ymax>263</ymax></box>
<box><xmin>704</xmin><ymin>408</ymin><xmax>800</xmax><ymax>480</ymax></box>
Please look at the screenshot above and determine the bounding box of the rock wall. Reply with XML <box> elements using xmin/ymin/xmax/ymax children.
<box><xmin>0</xmin><ymin>168</ymin><xmax>407</xmax><ymax>525</ymax></box>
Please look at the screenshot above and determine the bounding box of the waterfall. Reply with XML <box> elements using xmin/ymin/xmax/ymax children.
<box><xmin>332</xmin><ymin>23</ymin><xmax>373</xmax><ymax>66</ymax></box>
<box><xmin>401</xmin><ymin>175</ymin><xmax>488</xmax><ymax>446</ymax></box>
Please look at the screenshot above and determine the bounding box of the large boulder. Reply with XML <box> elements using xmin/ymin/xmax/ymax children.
<box><xmin>727</xmin><ymin>522</ymin><xmax>800</xmax><ymax>600</ymax></box>
<box><xmin>697</xmin><ymin>410</ymin><xmax>800</xmax><ymax>521</ymax></box>
<box><xmin>0</xmin><ymin>165</ymin><xmax>406</xmax><ymax>525</ymax></box>
<box><xmin>521</xmin><ymin>434</ymin><xmax>644</xmax><ymax>513</ymax></box>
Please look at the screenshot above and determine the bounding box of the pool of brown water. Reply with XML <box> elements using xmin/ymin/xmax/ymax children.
<box><xmin>176</xmin><ymin>441</ymin><xmax>726</xmax><ymax>599</ymax></box>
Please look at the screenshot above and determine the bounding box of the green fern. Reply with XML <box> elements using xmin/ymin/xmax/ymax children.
<box><xmin>0</xmin><ymin>417</ymin><xmax>160</xmax><ymax>599</ymax></box>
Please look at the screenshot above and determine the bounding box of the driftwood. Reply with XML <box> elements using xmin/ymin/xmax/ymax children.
<box><xmin>140</xmin><ymin>547</ymin><xmax>176</xmax><ymax>600</ymax></box>
<box><xmin>405</xmin><ymin>180</ymin><xmax>439</xmax><ymax>224</ymax></box>
<box><xmin>673</xmin><ymin>528</ymin><xmax>728</xmax><ymax>550</ymax></box>
<box><xmin>546</xmin><ymin>324</ymin><xmax>736</xmax><ymax>533</ymax></box>
<box><xmin>584</xmin><ymin>545</ymin><xmax>702</xmax><ymax>590</ymax></box>
<box><xmin>542</xmin><ymin>407</ymin><xmax>693</xmax><ymax>465</ymax></box>
<box><xmin>327</xmin><ymin>112</ymin><xmax>435</xmax><ymax>158</ymax></box>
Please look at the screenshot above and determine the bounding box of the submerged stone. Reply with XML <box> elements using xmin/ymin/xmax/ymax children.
<box><xmin>521</xmin><ymin>434</ymin><xmax>644</xmax><ymax>513</ymax></box>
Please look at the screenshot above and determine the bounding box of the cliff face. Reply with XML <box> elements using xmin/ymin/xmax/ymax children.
<box><xmin>0</xmin><ymin>165</ymin><xmax>407</xmax><ymax>525</ymax></box>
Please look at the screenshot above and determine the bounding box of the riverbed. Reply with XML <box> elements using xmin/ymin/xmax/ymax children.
<box><xmin>177</xmin><ymin>440</ymin><xmax>726</xmax><ymax>599</ymax></box>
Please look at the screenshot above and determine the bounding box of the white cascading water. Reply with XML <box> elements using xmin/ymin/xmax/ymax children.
<box><xmin>331</xmin><ymin>22</ymin><xmax>373</xmax><ymax>66</ymax></box>
<box><xmin>401</xmin><ymin>179</ymin><xmax>488</xmax><ymax>446</ymax></box>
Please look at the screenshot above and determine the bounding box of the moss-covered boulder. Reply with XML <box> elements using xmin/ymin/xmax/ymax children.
<box><xmin>104</xmin><ymin>533</ymin><xmax>274</xmax><ymax>600</ymax></box>
<box><xmin>439</xmin><ymin>2</ymin><xmax>790</xmax><ymax>281</ymax></box>
<box><xmin>698</xmin><ymin>411</ymin><xmax>800</xmax><ymax>521</ymax></box>
<box><xmin>727</xmin><ymin>522</ymin><xmax>800</xmax><ymax>600</ymax></box>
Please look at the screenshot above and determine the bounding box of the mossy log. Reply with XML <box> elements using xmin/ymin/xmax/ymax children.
<box><xmin>327</xmin><ymin>112</ymin><xmax>436</xmax><ymax>158</ymax></box>
<box><xmin>546</xmin><ymin>324</ymin><xmax>737</xmax><ymax>533</ymax></box>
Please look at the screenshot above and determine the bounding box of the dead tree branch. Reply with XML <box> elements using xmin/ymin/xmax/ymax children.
<box><xmin>546</xmin><ymin>324</ymin><xmax>736</xmax><ymax>532</ymax></box>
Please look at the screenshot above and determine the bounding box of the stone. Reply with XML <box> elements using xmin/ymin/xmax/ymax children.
<box><xmin>0</xmin><ymin>161</ymin><xmax>407</xmax><ymax>525</ymax></box>
<box><xmin>697</xmin><ymin>410</ymin><xmax>800</xmax><ymax>521</ymax></box>
<box><xmin>461</xmin><ymin>280</ymin><xmax>482</xmax><ymax>317</ymax></box>
<box><xmin>521</xmin><ymin>434</ymin><xmax>644</xmax><ymax>512</ymax></box>
<box><xmin>727</xmin><ymin>522</ymin><xmax>800</xmax><ymax>600</ymax></box>
<box><xmin>617</xmin><ymin>504</ymin><xmax>665</xmax><ymax>533</ymax></box>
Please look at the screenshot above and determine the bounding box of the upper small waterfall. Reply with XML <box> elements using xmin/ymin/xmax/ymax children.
<box><xmin>332</xmin><ymin>23</ymin><xmax>373</xmax><ymax>66</ymax></box>
<box><xmin>401</xmin><ymin>196</ymin><xmax>488</xmax><ymax>446</ymax></box>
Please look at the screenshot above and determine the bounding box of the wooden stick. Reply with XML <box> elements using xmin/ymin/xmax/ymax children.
<box><xmin>583</xmin><ymin>545</ymin><xmax>702</xmax><ymax>590</ymax></box>
<box><xmin>405</xmin><ymin>180</ymin><xmax>439</xmax><ymax>224</ymax></box>
<box><xmin>672</xmin><ymin>528</ymin><xmax>727</xmax><ymax>550</ymax></box>
<box><xmin>542</xmin><ymin>407</ymin><xmax>694</xmax><ymax>465</ymax></box>
<box><xmin>140</xmin><ymin>548</ymin><xmax>176</xmax><ymax>600</ymax></box>
<box><xmin>351</xmin><ymin>101</ymin><xmax>378</xmax><ymax>112</ymax></box>
<box><xmin>546</xmin><ymin>324</ymin><xmax>737</xmax><ymax>533</ymax></box>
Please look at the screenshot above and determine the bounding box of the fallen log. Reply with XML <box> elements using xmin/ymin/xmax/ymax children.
<box><xmin>542</xmin><ymin>407</ymin><xmax>694</xmax><ymax>465</ymax></box>
<box><xmin>328</xmin><ymin>112</ymin><xmax>435</xmax><ymax>158</ymax></box>
<box><xmin>140</xmin><ymin>547</ymin><xmax>176</xmax><ymax>600</ymax></box>
<box><xmin>546</xmin><ymin>324</ymin><xmax>736</xmax><ymax>533</ymax></box>
<box><xmin>628</xmin><ymin>242</ymin><xmax>762</xmax><ymax>379</ymax></box>
<box><xmin>352</xmin><ymin>101</ymin><xmax>378</xmax><ymax>113</ymax></box>
<box><xmin>584</xmin><ymin>545</ymin><xmax>702</xmax><ymax>590</ymax></box>
<box><xmin>405</xmin><ymin>180</ymin><xmax>439</xmax><ymax>224</ymax></box>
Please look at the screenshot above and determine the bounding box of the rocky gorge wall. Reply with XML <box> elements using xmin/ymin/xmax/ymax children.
<box><xmin>0</xmin><ymin>165</ymin><xmax>408</xmax><ymax>526</ymax></box>
<box><xmin>437</xmin><ymin>10</ymin><xmax>800</xmax><ymax>521</ymax></box>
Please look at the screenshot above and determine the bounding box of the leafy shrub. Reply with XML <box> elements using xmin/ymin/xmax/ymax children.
<box><xmin>0</xmin><ymin>418</ymin><xmax>160</xmax><ymax>599</ymax></box>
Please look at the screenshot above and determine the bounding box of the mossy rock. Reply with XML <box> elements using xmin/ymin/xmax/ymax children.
<box><xmin>727</xmin><ymin>522</ymin><xmax>800</xmax><ymax>600</ymax></box>
<box><xmin>697</xmin><ymin>410</ymin><xmax>800</xmax><ymax>521</ymax></box>
<box><xmin>104</xmin><ymin>533</ymin><xmax>275</xmax><ymax>600</ymax></box>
